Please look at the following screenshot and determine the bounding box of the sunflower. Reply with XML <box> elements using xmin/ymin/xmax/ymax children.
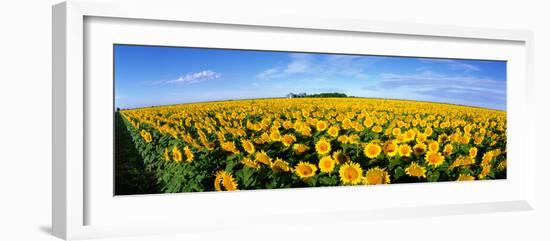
<box><xmin>172</xmin><ymin>146</ymin><xmax>183</xmax><ymax>163</ymax></box>
<box><xmin>301</xmin><ymin>125</ymin><xmax>313</xmax><ymax>137</ymax></box>
<box><xmin>214</xmin><ymin>170</ymin><xmax>238</xmax><ymax>191</ymax></box>
<box><xmin>241</xmin><ymin>157</ymin><xmax>260</xmax><ymax>170</ymax></box>
<box><xmin>404</xmin><ymin>129</ymin><xmax>416</xmax><ymax>142</ymax></box>
<box><xmin>364</xmin><ymin>142</ymin><xmax>382</xmax><ymax>159</ymax></box>
<box><xmin>140</xmin><ymin>129</ymin><xmax>153</xmax><ymax>143</ymax></box>
<box><xmin>294</xmin><ymin>162</ymin><xmax>317</xmax><ymax>179</ymax></box>
<box><xmin>348</xmin><ymin>134</ymin><xmax>360</xmax><ymax>144</ymax></box>
<box><xmin>163</xmin><ymin>148</ymin><xmax>170</xmax><ymax>161</ymax></box>
<box><xmin>339</xmin><ymin>162</ymin><xmax>363</xmax><ymax>185</ymax></box>
<box><xmin>363</xmin><ymin>167</ymin><xmax>390</xmax><ymax>185</ymax></box>
<box><xmin>255</xmin><ymin>151</ymin><xmax>272</xmax><ymax>166</ymax></box>
<box><xmin>213</xmin><ymin>170</ymin><xmax>238</xmax><ymax>191</ymax></box>
<box><xmin>318</xmin><ymin>156</ymin><xmax>336</xmax><ymax>173</ymax></box>
<box><xmin>281</xmin><ymin>134</ymin><xmax>297</xmax><ymax>147</ymax></box>
<box><xmin>316</xmin><ymin>120</ymin><xmax>328</xmax><ymax>132</ymax></box>
<box><xmin>382</xmin><ymin>140</ymin><xmax>398</xmax><ymax>157</ymax></box>
<box><xmin>428</xmin><ymin>141</ymin><xmax>439</xmax><ymax>152</ymax></box>
<box><xmin>241</xmin><ymin>139</ymin><xmax>255</xmax><ymax>154</ymax></box>
<box><xmin>254</xmin><ymin>137</ymin><xmax>265</xmax><ymax>145</ymax></box>
<box><xmin>292</xmin><ymin>143</ymin><xmax>309</xmax><ymax>154</ymax></box>
<box><xmin>424</xmin><ymin>126</ymin><xmax>433</xmax><ymax>136</ymax></box>
<box><xmin>392</xmin><ymin>127</ymin><xmax>401</xmax><ymax>136</ymax></box>
<box><xmin>203</xmin><ymin>141</ymin><xmax>215</xmax><ymax>150</ymax></box>
<box><xmin>478</xmin><ymin>164</ymin><xmax>491</xmax><ymax>179</ymax></box>
<box><xmin>315</xmin><ymin>138</ymin><xmax>331</xmax><ymax>155</ymax></box>
<box><xmin>396</xmin><ymin>134</ymin><xmax>406</xmax><ymax>143</ymax></box>
<box><xmin>341</xmin><ymin>118</ymin><xmax>352</xmax><ymax>129</ymax></box>
<box><xmin>416</xmin><ymin>133</ymin><xmax>427</xmax><ymax>143</ymax></box>
<box><xmin>469</xmin><ymin>147</ymin><xmax>478</xmax><ymax>158</ymax></box>
<box><xmin>438</xmin><ymin>134</ymin><xmax>449</xmax><ymax>143</ymax></box>
<box><xmin>449</xmin><ymin>156</ymin><xmax>475</xmax><ymax>169</ymax></box>
<box><xmin>372</xmin><ymin>125</ymin><xmax>383</xmax><ymax>133</ymax></box>
<box><xmin>413</xmin><ymin>143</ymin><xmax>427</xmax><ymax>156</ymax></box>
<box><xmin>327</xmin><ymin>126</ymin><xmax>340</xmax><ymax>138</ymax></box>
<box><xmin>474</xmin><ymin>135</ymin><xmax>484</xmax><ymax>145</ymax></box>
<box><xmin>363</xmin><ymin>118</ymin><xmax>374</xmax><ymax>128</ymax></box>
<box><xmin>221</xmin><ymin>141</ymin><xmax>240</xmax><ymax>154</ymax></box>
<box><xmin>214</xmin><ymin>171</ymin><xmax>223</xmax><ymax>191</ymax></box>
<box><xmin>271</xmin><ymin>158</ymin><xmax>292</xmax><ymax>172</ymax></box>
<box><xmin>482</xmin><ymin>151</ymin><xmax>494</xmax><ymax>165</ymax></box>
<box><xmin>463</xmin><ymin>156</ymin><xmax>475</xmax><ymax>165</ymax></box>
<box><xmin>449</xmin><ymin>133</ymin><xmax>460</xmax><ymax>143</ymax></box>
<box><xmin>337</xmin><ymin>135</ymin><xmax>349</xmax><ymax>144</ymax></box>
<box><xmin>425</xmin><ymin>151</ymin><xmax>444</xmax><ymax>167</ymax></box>
<box><xmin>443</xmin><ymin>144</ymin><xmax>453</xmax><ymax>156</ymax></box>
<box><xmin>353</xmin><ymin>122</ymin><xmax>365</xmax><ymax>132</ymax></box>
<box><xmin>332</xmin><ymin>150</ymin><xmax>350</xmax><ymax>164</ymax></box>
<box><xmin>405</xmin><ymin>162</ymin><xmax>427</xmax><ymax>178</ymax></box>
<box><xmin>184</xmin><ymin>146</ymin><xmax>194</xmax><ymax>162</ymax></box>
<box><xmin>497</xmin><ymin>160</ymin><xmax>507</xmax><ymax>171</ymax></box>
<box><xmin>282</xmin><ymin>120</ymin><xmax>293</xmax><ymax>129</ymax></box>
<box><xmin>460</xmin><ymin>135</ymin><xmax>471</xmax><ymax>144</ymax></box>
<box><xmin>269</xmin><ymin>130</ymin><xmax>281</xmax><ymax>142</ymax></box>
<box><xmin>398</xmin><ymin>144</ymin><xmax>412</xmax><ymax>157</ymax></box>
<box><xmin>456</xmin><ymin>173</ymin><xmax>475</xmax><ymax>181</ymax></box>
<box><xmin>260</xmin><ymin>132</ymin><xmax>270</xmax><ymax>142</ymax></box>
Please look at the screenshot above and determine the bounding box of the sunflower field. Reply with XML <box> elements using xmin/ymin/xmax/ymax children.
<box><xmin>119</xmin><ymin>97</ymin><xmax>507</xmax><ymax>193</ymax></box>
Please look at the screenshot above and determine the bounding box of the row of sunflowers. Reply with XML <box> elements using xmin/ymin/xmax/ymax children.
<box><xmin>120</xmin><ymin>97</ymin><xmax>507</xmax><ymax>193</ymax></box>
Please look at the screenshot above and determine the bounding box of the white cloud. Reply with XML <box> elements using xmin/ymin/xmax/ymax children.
<box><xmin>166</xmin><ymin>70</ymin><xmax>221</xmax><ymax>84</ymax></box>
<box><xmin>150</xmin><ymin>70</ymin><xmax>221</xmax><ymax>85</ymax></box>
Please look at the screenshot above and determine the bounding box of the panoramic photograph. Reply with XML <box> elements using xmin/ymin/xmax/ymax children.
<box><xmin>114</xmin><ymin>44</ymin><xmax>507</xmax><ymax>195</ymax></box>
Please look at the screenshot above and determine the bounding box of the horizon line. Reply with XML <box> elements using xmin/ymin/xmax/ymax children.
<box><xmin>117</xmin><ymin>95</ymin><xmax>506</xmax><ymax>112</ymax></box>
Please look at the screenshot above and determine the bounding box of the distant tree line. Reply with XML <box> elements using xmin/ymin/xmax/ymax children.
<box><xmin>286</xmin><ymin>92</ymin><xmax>350</xmax><ymax>98</ymax></box>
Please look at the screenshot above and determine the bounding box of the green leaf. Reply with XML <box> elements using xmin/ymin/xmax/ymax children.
<box><xmin>394</xmin><ymin>167</ymin><xmax>405</xmax><ymax>180</ymax></box>
<box><xmin>427</xmin><ymin>171</ymin><xmax>440</xmax><ymax>182</ymax></box>
<box><xmin>308</xmin><ymin>176</ymin><xmax>318</xmax><ymax>186</ymax></box>
<box><xmin>240</xmin><ymin>167</ymin><xmax>254</xmax><ymax>186</ymax></box>
<box><xmin>318</xmin><ymin>175</ymin><xmax>338</xmax><ymax>186</ymax></box>
<box><xmin>388</xmin><ymin>157</ymin><xmax>402</xmax><ymax>170</ymax></box>
<box><xmin>225</xmin><ymin>159</ymin><xmax>237</xmax><ymax>172</ymax></box>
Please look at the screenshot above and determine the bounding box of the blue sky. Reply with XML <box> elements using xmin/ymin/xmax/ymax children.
<box><xmin>114</xmin><ymin>45</ymin><xmax>507</xmax><ymax>110</ymax></box>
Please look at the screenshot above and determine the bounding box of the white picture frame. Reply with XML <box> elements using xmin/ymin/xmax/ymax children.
<box><xmin>52</xmin><ymin>0</ymin><xmax>535</xmax><ymax>240</ymax></box>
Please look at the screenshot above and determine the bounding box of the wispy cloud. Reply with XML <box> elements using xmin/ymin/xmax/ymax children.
<box><xmin>257</xmin><ymin>54</ymin><xmax>313</xmax><ymax>79</ymax></box>
<box><xmin>151</xmin><ymin>70</ymin><xmax>221</xmax><ymax>84</ymax></box>
<box><xmin>378</xmin><ymin>71</ymin><xmax>504</xmax><ymax>94</ymax></box>
<box><xmin>369</xmin><ymin>71</ymin><xmax>506</xmax><ymax>109</ymax></box>
<box><xmin>284</xmin><ymin>53</ymin><xmax>313</xmax><ymax>73</ymax></box>
<box><xmin>257</xmin><ymin>67</ymin><xmax>283</xmax><ymax>79</ymax></box>
<box><xmin>417</xmin><ymin>58</ymin><xmax>480</xmax><ymax>73</ymax></box>
<box><xmin>257</xmin><ymin>53</ymin><xmax>378</xmax><ymax>80</ymax></box>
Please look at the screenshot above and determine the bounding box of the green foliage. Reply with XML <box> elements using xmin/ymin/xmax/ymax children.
<box><xmin>394</xmin><ymin>167</ymin><xmax>405</xmax><ymax>180</ymax></box>
<box><xmin>304</xmin><ymin>92</ymin><xmax>348</xmax><ymax>98</ymax></box>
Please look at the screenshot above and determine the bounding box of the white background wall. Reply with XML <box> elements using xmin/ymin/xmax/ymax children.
<box><xmin>0</xmin><ymin>0</ymin><xmax>548</xmax><ymax>240</ymax></box>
